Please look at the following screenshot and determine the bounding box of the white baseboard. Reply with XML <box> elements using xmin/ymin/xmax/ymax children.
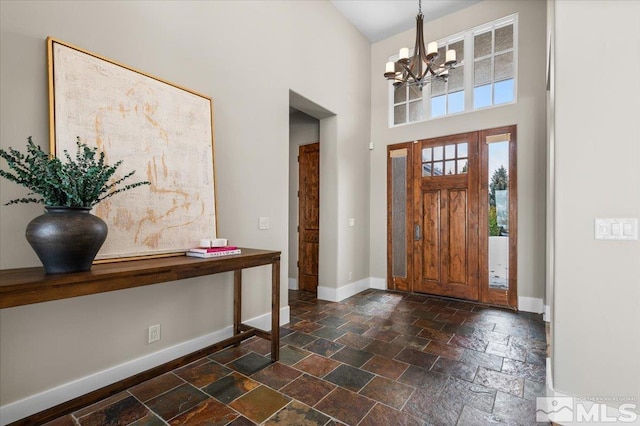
<box><xmin>518</xmin><ymin>296</ymin><xmax>544</xmax><ymax>314</ymax></box>
<box><xmin>370</xmin><ymin>277</ymin><xmax>386</xmax><ymax>290</ymax></box>
<box><xmin>288</xmin><ymin>278</ymin><xmax>298</xmax><ymax>290</ymax></box>
<box><xmin>543</xmin><ymin>304</ymin><xmax>551</xmax><ymax>322</ymax></box>
<box><xmin>0</xmin><ymin>306</ymin><xmax>290</xmax><ymax>426</ymax></box>
<box><xmin>317</xmin><ymin>278</ymin><xmax>370</xmax><ymax>302</ymax></box>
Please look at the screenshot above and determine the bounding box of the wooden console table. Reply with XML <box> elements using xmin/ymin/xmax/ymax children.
<box><xmin>0</xmin><ymin>248</ymin><xmax>281</xmax><ymax>425</ymax></box>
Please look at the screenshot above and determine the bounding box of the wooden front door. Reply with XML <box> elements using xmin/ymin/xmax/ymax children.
<box><xmin>413</xmin><ymin>132</ymin><xmax>480</xmax><ymax>300</ymax></box>
<box><xmin>298</xmin><ymin>143</ymin><xmax>320</xmax><ymax>293</ymax></box>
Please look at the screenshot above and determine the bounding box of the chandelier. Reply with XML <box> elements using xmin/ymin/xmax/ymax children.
<box><xmin>384</xmin><ymin>0</ymin><xmax>459</xmax><ymax>90</ymax></box>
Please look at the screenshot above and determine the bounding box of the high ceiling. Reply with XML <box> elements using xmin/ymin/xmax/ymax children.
<box><xmin>330</xmin><ymin>0</ymin><xmax>482</xmax><ymax>43</ymax></box>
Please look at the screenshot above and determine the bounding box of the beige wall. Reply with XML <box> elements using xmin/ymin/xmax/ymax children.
<box><xmin>0</xmin><ymin>0</ymin><xmax>371</xmax><ymax>408</ymax></box>
<box><xmin>288</xmin><ymin>111</ymin><xmax>320</xmax><ymax>282</ymax></box>
<box><xmin>553</xmin><ymin>0</ymin><xmax>640</xmax><ymax>405</ymax></box>
<box><xmin>369</xmin><ymin>0</ymin><xmax>547</xmax><ymax>300</ymax></box>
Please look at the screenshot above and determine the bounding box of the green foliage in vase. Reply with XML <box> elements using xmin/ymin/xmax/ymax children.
<box><xmin>0</xmin><ymin>137</ymin><xmax>150</xmax><ymax>208</ymax></box>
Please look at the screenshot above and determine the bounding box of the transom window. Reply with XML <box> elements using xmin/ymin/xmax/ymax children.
<box><xmin>422</xmin><ymin>142</ymin><xmax>468</xmax><ymax>177</ymax></box>
<box><xmin>389</xmin><ymin>14</ymin><xmax>517</xmax><ymax>127</ymax></box>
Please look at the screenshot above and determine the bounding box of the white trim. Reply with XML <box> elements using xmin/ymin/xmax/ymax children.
<box><xmin>317</xmin><ymin>278</ymin><xmax>370</xmax><ymax>302</ymax></box>
<box><xmin>543</xmin><ymin>304</ymin><xmax>551</xmax><ymax>322</ymax></box>
<box><xmin>0</xmin><ymin>307</ymin><xmax>290</xmax><ymax>425</ymax></box>
<box><xmin>370</xmin><ymin>277</ymin><xmax>387</xmax><ymax>290</ymax></box>
<box><xmin>518</xmin><ymin>296</ymin><xmax>544</xmax><ymax>314</ymax></box>
<box><xmin>288</xmin><ymin>278</ymin><xmax>298</xmax><ymax>290</ymax></box>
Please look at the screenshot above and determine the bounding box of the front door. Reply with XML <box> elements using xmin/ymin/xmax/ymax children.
<box><xmin>413</xmin><ymin>132</ymin><xmax>480</xmax><ymax>300</ymax></box>
<box><xmin>298</xmin><ymin>143</ymin><xmax>320</xmax><ymax>293</ymax></box>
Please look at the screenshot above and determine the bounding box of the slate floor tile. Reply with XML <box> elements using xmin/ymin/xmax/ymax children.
<box><xmin>280</xmin><ymin>374</ymin><xmax>336</xmax><ymax>407</ymax></box>
<box><xmin>145</xmin><ymin>384</ymin><xmax>208</xmax><ymax>421</ymax></box>
<box><xmin>280</xmin><ymin>332</ymin><xmax>317</xmax><ymax>348</ymax></box>
<box><xmin>398</xmin><ymin>365</ymin><xmax>448</xmax><ymax>393</ymax></box>
<box><xmin>395</xmin><ymin>347</ymin><xmax>438</xmax><ymax>369</ymax></box>
<box><xmin>361</xmin><ymin>354</ymin><xmax>409</xmax><ymax>380</ymax></box>
<box><xmin>474</xmin><ymin>367</ymin><xmax>524</xmax><ymax>397</ymax></box>
<box><xmin>202</xmin><ymin>372</ymin><xmax>260</xmax><ymax>404</ymax></box>
<box><xmin>168</xmin><ymin>399</ymin><xmax>238</xmax><ymax>425</ymax></box>
<box><xmin>209</xmin><ymin>346</ymin><xmax>251</xmax><ymax>364</ymax></box>
<box><xmin>460</xmin><ymin>348</ymin><xmax>504</xmax><ymax>371</ymax></box>
<box><xmin>441</xmin><ymin>376</ymin><xmax>496</xmax><ymax>413</ymax></box>
<box><xmin>359</xmin><ymin>376</ymin><xmax>414</xmax><ymax>409</ymax></box>
<box><xmin>323</xmin><ymin>363</ymin><xmax>374</xmax><ymax>392</ymax></box>
<box><xmin>330</xmin><ymin>346</ymin><xmax>373</xmax><ymax>367</ymax></box>
<box><xmin>227</xmin><ymin>352</ymin><xmax>272</xmax><ymax>376</ymax></box>
<box><xmin>311</xmin><ymin>326</ymin><xmax>347</xmax><ymax>341</ymax></box>
<box><xmin>293</xmin><ymin>353</ymin><xmax>340</xmax><ymax>378</ymax></box>
<box><xmin>430</xmin><ymin>356</ymin><xmax>478</xmax><ymax>382</ymax></box>
<box><xmin>335</xmin><ymin>331</ymin><xmax>374</xmax><ymax>349</ymax></box>
<box><xmin>456</xmin><ymin>404</ymin><xmax>508</xmax><ymax>425</ymax></box>
<box><xmin>485</xmin><ymin>342</ymin><xmax>527</xmax><ymax>362</ymax></box>
<box><xmin>501</xmin><ymin>358</ymin><xmax>546</xmax><ymax>383</ymax></box>
<box><xmin>359</xmin><ymin>403</ymin><xmax>423</xmax><ymax>426</ymax></box>
<box><xmin>364</xmin><ymin>339</ymin><xmax>405</xmax><ymax>358</ymax></box>
<box><xmin>278</xmin><ymin>345</ymin><xmax>311</xmax><ymax>366</ymax></box>
<box><xmin>250</xmin><ymin>362</ymin><xmax>302</xmax><ymax>390</ymax></box>
<box><xmin>402</xmin><ymin>387</ymin><xmax>463</xmax><ymax>425</ymax></box>
<box><xmin>315</xmin><ymin>387</ymin><xmax>376</xmax><ymax>426</ymax></box>
<box><xmin>77</xmin><ymin>395</ymin><xmax>149</xmax><ymax>426</ymax></box>
<box><xmin>174</xmin><ymin>360</ymin><xmax>232</xmax><ymax>388</ymax></box>
<box><xmin>263</xmin><ymin>400</ymin><xmax>329</xmax><ymax>425</ymax></box>
<box><xmin>492</xmin><ymin>391</ymin><xmax>539</xmax><ymax>426</ymax></box>
<box><xmin>304</xmin><ymin>338</ymin><xmax>344</xmax><ymax>357</ymax></box>
<box><xmin>423</xmin><ymin>340</ymin><xmax>465</xmax><ymax>360</ymax></box>
<box><xmin>391</xmin><ymin>334</ymin><xmax>430</xmax><ymax>349</ymax></box>
<box><xmin>229</xmin><ymin>386</ymin><xmax>291</xmax><ymax>424</ymax></box>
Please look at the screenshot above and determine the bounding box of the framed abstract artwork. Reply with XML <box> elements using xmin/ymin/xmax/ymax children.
<box><xmin>47</xmin><ymin>37</ymin><xmax>217</xmax><ymax>260</ymax></box>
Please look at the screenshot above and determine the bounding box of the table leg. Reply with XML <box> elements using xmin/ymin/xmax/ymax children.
<box><xmin>234</xmin><ymin>269</ymin><xmax>242</xmax><ymax>345</ymax></box>
<box><xmin>271</xmin><ymin>257</ymin><xmax>280</xmax><ymax>361</ymax></box>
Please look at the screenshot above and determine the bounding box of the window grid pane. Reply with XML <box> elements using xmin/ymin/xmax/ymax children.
<box><xmin>390</xmin><ymin>15</ymin><xmax>516</xmax><ymax>126</ymax></box>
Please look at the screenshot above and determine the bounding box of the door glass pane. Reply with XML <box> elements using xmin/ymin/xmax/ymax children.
<box><xmin>392</xmin><ymin>156</ymin><xmax>407</xmax><ymax>278</ymax></box>
<box><xmin>433</xmin><ymin>161</ymin><xmax>444</xmax><ymax>176</ymax></box>
<box><xmin>445</xmin><ymin>144</ymin><xmax>456</xmax><ymax>159</ymax></box>
<box><xmin>445</xmin><ymin>160</ymin><xmax>455</xmax><ymax>175</ymax></box>
<box><xmin>422</xmin><ymin>162</ymin><xmax>433</xmax><ymax>176</ymax></box>
<box><xmin>433</xmin><ymin>146</ymin><xmax>443</xmax><ymax>161</ymax></box>
<box><xmin>457</xmin><ymin>142</ymin><xmax>468</xmax><ymax>157</ymax></box>
<box><xmin>488</xmin><ymin>139</ymin><xmax>509</xmax><ymax>289</ymax></box>
<box><xmin>457</xmin><ymin>159</ymin><xmax>468</xmax><ymax>174</ymax></box>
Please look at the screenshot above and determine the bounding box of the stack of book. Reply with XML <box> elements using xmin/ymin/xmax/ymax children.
<box><xmin>186</xmin><ymin>246</ymin><xmax>241</xmax><ymax>258</ymax></box>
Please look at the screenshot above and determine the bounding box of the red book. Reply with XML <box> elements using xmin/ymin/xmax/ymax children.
<box><xmin>188</xmin><ymin>246</ymin><xmax>238</xmax><ymax>254</ymax></box>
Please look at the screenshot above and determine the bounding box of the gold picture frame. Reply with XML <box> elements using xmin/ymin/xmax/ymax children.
<box><xmin>47</xmin><ymin>37</ymin><xmax>218</xmax><ymax>261</ymax></box>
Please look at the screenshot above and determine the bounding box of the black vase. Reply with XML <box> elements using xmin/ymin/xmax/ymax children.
<box><xmin>25</xmin><ymin>206</ymin><xmax>108</xmax><ymax>274</ymax></box>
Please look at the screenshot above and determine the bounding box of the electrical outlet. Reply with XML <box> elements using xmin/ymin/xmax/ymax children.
<box><xmin>148</xmin><ymin>324</ymin><xmax>161</xmax><ymax>343</ymax></box>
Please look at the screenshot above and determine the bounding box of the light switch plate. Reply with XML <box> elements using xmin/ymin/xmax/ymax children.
<box><xmin>259</xmin><ymin>217</ymin><xmax>269</xmax><ymax>230</ymax></box>
<box><xmin>595</xmin><ymin>218</ymin><xmax>638</xmax><ymax>240</ymax></box>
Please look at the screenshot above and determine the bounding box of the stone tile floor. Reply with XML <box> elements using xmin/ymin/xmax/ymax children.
<box><xmin>46</xmin><ymin>289</ymin><xmax>548</xmax><ymax>425</ymax></box>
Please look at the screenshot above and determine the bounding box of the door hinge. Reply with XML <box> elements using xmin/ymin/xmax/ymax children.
<box><xmin>297</xmin><ymin>226</ymin><xmax>300</xmax><ymax>233</ymax></box>
<box><xmin>297</xmin><ymin>190</ymin><xmax>300</xmax><ymax>198</ymax></box>
<box><xmin>297</xmin><ymin>156</ymin><xmax>300</xmax><ymax>162</ymax></box>
<box><xmin>297</xmin><ymin>260</ymin><xmax>299</xmax><ymax>268</ymax></box>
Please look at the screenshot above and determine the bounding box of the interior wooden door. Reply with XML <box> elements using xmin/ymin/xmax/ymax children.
<box><xmin>298</xmin><ymin>143</ymin><xmax>320</xmax><ymax>293</ymax></box>
<box><xmin>413</xmin><ymin>132</ymin><xmax>480</xmax><ymax>301</ymax></box>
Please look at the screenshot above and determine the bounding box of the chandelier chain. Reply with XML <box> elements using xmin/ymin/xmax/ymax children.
<box><xmin>419</xmin><ymin>0</ymin><xmax>422</xmax><ymax>15</ymax></box>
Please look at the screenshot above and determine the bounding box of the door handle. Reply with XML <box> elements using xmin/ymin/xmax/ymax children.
<box><xmin>415</xmin><ymin>224</ymin><xmax>421</xmax><ymax>241</ymax></box>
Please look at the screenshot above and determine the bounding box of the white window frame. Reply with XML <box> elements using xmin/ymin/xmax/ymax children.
<box><xmin>388</xmin><ymin>13</ymin><xmax>518</xmax><ymax>128</ymax></box>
